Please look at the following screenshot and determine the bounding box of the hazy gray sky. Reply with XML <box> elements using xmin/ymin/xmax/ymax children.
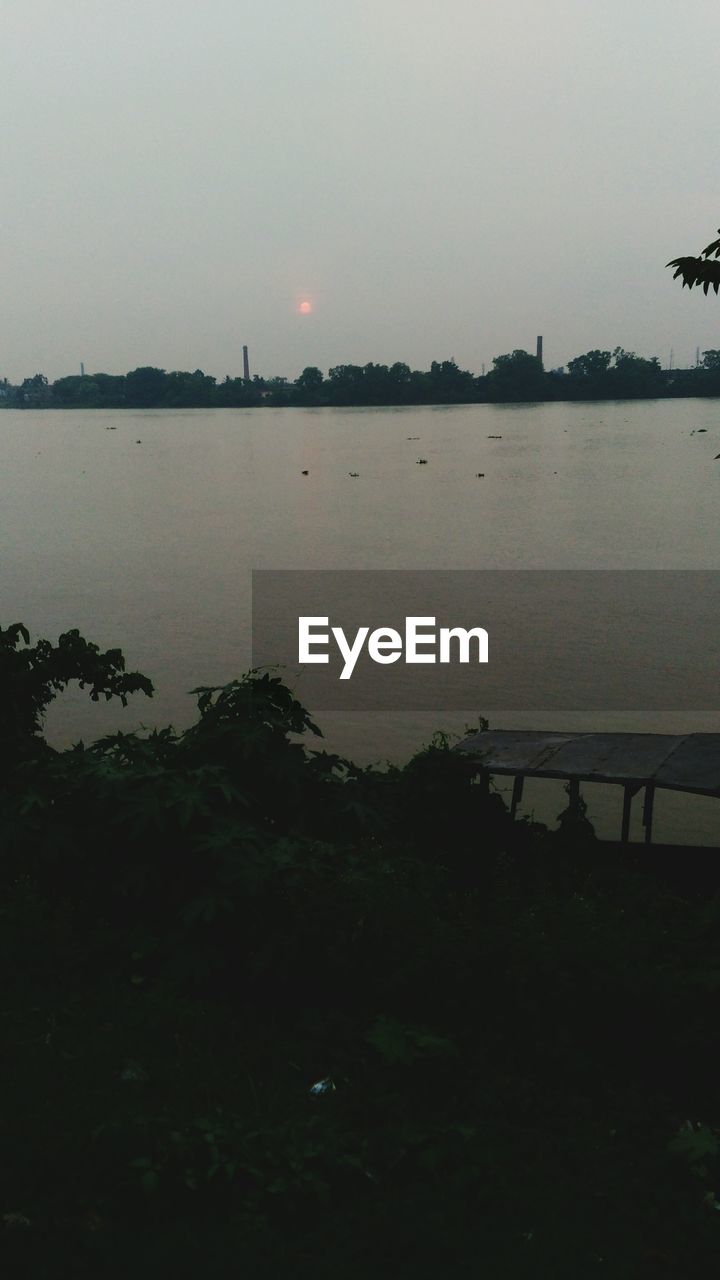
<box><xmin>2</xmin><ymin>0</ymin><xmax>719</xmax><ymax>382</ymax></box>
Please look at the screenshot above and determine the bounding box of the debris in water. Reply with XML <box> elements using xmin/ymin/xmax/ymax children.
<box><xmin>488</xmin><ymin>435</ymin><xmax>502</xmax><ymax>439</ymax></box>
<box><xmin>476</xmin><ymin>472</ymin><xmax>485</xmax><ymax>478</ymax></box>
<box><xmin>416</xmin><ymin>458</ymin><xmax>428</xmax><ymax>464</ymax></box>
<box><xmin>301</xmin><ymin>470</ymin><xmax>308</xmax><ymax>475</ymax></box>
<box><xmin>349</xmin><ymin>472</ymin><xmax>359</xmax><ymax>477</ymax></box>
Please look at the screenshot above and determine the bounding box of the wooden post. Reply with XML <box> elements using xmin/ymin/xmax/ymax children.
<box><xmin>642</xmin><ymin>783</ymin><xmax>655</xmax><ymax>845</ymax></box>
<box><xmin>510</xmin><ymin>775</ymin><xmax>524</xmax><ymax>819</ymax></box>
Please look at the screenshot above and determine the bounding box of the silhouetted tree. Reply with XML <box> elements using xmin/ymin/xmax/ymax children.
<box><xmin>125</xmin><ymin>366</ymin><xmax>168</xmax><ymax>407</ymax></box>
<box><xmin>295</xmin><ymin>367</ymin><xmax>324</xmax><ymax>392</ymax></box>
<box><xmin>294</xmin><ymin>366</ymin><xmax>325</xmax><ymax>404</ymax></box>
<box><xmin>425</xmin><ymin>359</ymin><xmax>477</xmax><ymax>404</ymax></box>
<box><xmin>567</xmin><ymin>350</ymin><xmax>612</xmax><ymax>380</ymax></box>
<box><xmin>18</xmin><ymin>373</ymin><xmax>51</xmax><ymax>407</ymax></box>
<box><xmin>0</xmin><ymin>623</ymin><xmax>152</xmax><ymax>765</ymax></box>
<box><xmin>216</xmin><ymin>376</ymin><xmax>262</xmax><ymax>407</ymax></box>
<box><xmin>486</xmin><ymin>350</ymin><xmax>547</xmax><ymax>401</ymax></box>
<box><xmin>163</xmin><ymin>370</ymin><xmax>216</xmax><ymax>407</ymax></box>
<box><xmin>609</xmin><ymin>348</ymin><xmax>664</xmax><ymax>397</ymax></box>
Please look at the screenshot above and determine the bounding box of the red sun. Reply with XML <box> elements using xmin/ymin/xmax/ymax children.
<box><xmin>298</xmin><ymin>300</ymin><xmax>312</xmax><ymax>315</ymax></box>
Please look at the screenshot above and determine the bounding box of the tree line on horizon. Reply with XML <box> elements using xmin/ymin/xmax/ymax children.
<box><xmin>6</xmin><ymin>346</ymin><xmax>720</xmax><ymax>409</ymax></box>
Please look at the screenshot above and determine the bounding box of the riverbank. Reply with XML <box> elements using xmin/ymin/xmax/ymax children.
<box><xmin>3</xmin><ymin>653</ymin><xmax>720</xmax><ymax>1277</ymax></box>
<box><xmin>6</xmin><ymin>350</ymin><xmax>720</xmax><ymax>410</ymax></box>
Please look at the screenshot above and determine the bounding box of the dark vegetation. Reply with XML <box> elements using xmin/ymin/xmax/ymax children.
<box><xmin>2</xmin><ymin>622</ymin><xmax>720</xmax><ymax>1276</ymax></box>
<box><xmin>8</xmin><ymin>346</ymin><xmax>720</xmax><ymax>412</ymax></box>
<box><xmin>668</xmin><ymin>226</ymin><xmax>720</xmax><ymax>295</ymax></box>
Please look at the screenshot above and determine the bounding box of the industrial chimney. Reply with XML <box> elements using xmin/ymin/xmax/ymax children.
<box><xmin>536</xmin><ymin>336</ymin><xmax>543</xmax><ymax>367</ymax></box>
<box><xmin>243</xmin><ymin>345</ymin><xmax>250</xmax><ymax>381</ymax></box>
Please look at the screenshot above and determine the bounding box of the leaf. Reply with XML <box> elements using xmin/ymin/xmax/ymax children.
<box><xmin>668</xmin><ymin>1124</ymin><xmax>719</xmax><ymax>1164</ymax></box>
<box><xmin>366</xmin><ymin>1015</ymin><xmax>459</xmax><ymax>1065</ymax></box>
<box><xmin>666</xmin><ymin>254</ymin><xmax>720</xmax><ymax>293</ymax></box>
<box><xmin>701</xmin><ymin>231</ymin><xmax>720</xmax><ymax>258</ymax></box>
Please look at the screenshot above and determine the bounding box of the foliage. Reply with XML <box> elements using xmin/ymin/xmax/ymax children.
<box><xmin>125</xmin><ymin>366</ymin><xmax>171</xmax><ymax>408</ymax></box>
<box><xmin>486</xmin><ymin>349</ymin><xmax>546</xmax><ymax>401</ymax></box>
<box><xmin>668</xmin><ymin>227</ymin><xmax>720</xmax><ymax>294</ymax></box>
<box><xmin>567</xmin><ymin>349</ymin><xmax>612</xmax><ymax>378</ymax></box>
<box><xmin>8</xmin><ymin>347</ymin><xmax>720</xmax><ymax>409</ymax></box>
<box><xmin>0</xmin><ymin>622</ymin><xmax>152</xmax><ymax>762</ymax></box>
<box><xmin>3</xmin><ymin>625</ymin><xmax>720</xmax><ymax>1276</ymax></box>
<box><xmin>216</xmin><ymin>374</ymin><xmax>263</xmax><ymax>408</ymax></box>
<box><xmin>294</xmin><ymin>366</ymin><xmax>325</xmax><ymax>404</ymax></box>
<box><xmin>163</xmin><ymin>370</ymin><xmax>217</xmax><ymax>408</ymax></box>
<box><xmin>609</xmin><ymin>347</ymin><xmax>664</xmax><ymax>396</ymax></box>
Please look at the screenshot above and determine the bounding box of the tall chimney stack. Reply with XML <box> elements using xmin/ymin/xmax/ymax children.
<box><xmin>536</xmin><ymin>336</ymin><xmax>543</xmax><ymax>366</ymax></box>
<box><xmin>243</xmin><ymin>345</ymin><xmax>250</xmax><ymax>381</ymax></box>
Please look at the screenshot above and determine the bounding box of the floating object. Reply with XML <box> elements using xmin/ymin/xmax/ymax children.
<box><xmin>301</xmin><ymin>469</ymin><xmax>308</xmax><ymax>475</ymax></box>
<box><xmin>105</xmin><ymin>426</ymin><xmax>116</xmax><ymax>431</ymax></box>
<box><xmin>135</xmin><ymin>439</ymin><xmax>142</xmax><ymax>444</ymax></box>
<box><xmin>349</xmin><ymin>472</ymin><xmax>359</xmax><ymax>477</ymax></box>
<box><xmin>476</xmin><ymin>472</ymin><xmax>485</xmax><ymax>478</ymax></box>
<box><xmin>488</xmin><ymin>435</ymin><xmax>502</xmax><ymax>439</ymax></box>
<box><xmin>407</xmin><ymin>436</ymin><xmax>420</xmax><ymax>440</ymax></box>
<box><xmin>416</xmin><ymin>458</ymin><xmax>428</xmax><ymax>464</ymax></box>
<box><xmin>698</xmin><ymin>428</ymin><xmax>708</xmax><ymax>433</ymax></box>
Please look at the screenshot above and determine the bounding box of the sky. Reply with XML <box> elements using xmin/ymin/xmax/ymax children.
<box><xmin>1</xmin><ymin>0</ymin><xmax>719</xmax><ymax>383</ymax></box>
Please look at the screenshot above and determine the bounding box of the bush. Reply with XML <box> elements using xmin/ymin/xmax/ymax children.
<box><xmin>2</xmin><ymin>625</ymin><xmax>720</xmax><ymax>1278</ymax></box>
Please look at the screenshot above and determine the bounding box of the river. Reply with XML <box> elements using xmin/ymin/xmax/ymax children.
<box><xmin>2</xmin><ymin>398</ymin><xmax>719</xmax><ymax>843</ymax></box>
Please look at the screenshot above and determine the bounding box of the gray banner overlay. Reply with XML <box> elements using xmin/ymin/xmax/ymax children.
<box><xmin>251</xmin><ymin>570</ymin><xmax>720</xmax><ymax>711</ymax></box>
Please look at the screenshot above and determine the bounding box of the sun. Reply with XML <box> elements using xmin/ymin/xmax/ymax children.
<box><xmin>298</xmin><ymin>300</ymin><xmax>312</xmax><ymax>315</ymax></box>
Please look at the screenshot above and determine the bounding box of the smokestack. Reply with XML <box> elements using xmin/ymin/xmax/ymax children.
<box><xmin>536</xmin><ymin>336</ymin><xmax>543</xmax><ymax>366</ymax></box>
<box><xmin>243</xmin><ymin>345</ymin><xmax>250</xmax><ymax>381</ymax></box>
<box><xmin>80</xmin><ymin>362</ymin><xmax>85</xmax><ymax>377</ymax></box>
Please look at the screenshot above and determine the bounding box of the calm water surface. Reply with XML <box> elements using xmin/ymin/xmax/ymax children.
<box><xmin>2</xmin><ymin>399</ymin><xmax>719</xmax><ymax>842</ymax></box>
